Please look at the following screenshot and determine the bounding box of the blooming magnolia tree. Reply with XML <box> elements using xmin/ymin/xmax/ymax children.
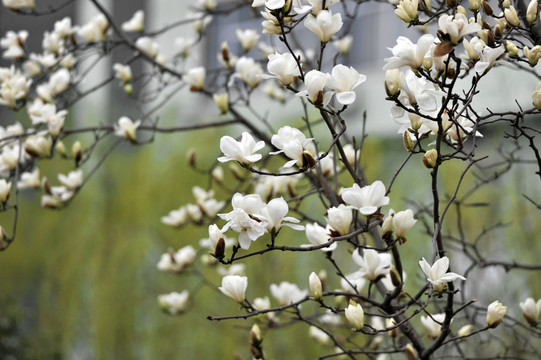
<box><xmin>2</xmin><ymin>0</ymin><xmax>541</xmax><ymax>358</ymax></box>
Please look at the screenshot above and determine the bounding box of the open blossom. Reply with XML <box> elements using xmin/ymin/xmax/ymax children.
<box><xmin>326</xmin><ymin>65</ymin><xmax>366</xmax><ymax>105</ymax></box>
<box><xmin>487</xmin><ymin>300</ymin><xmax>507</xmax><ymax>328</ymax></box>
<box><xmin>384</xmin><ymin>34</ymin><xmax>435</xmax><ymax>70</ymax></box>
<box><xmin>304</xmin><ymin>222</ymin><xmax>336</xmax><ymax>251</ymax></box>
<box><xmin>161</xmin><ymin>207</ymin><xmax>187</xmax><ymax>227</ymax></box>
<box><xmin>113</xmin><ymin>63</ymin><xmax>132</xmax><ymax>85</ymax></box>
<box><xmin>421</xmin><ymin>313</ymin><xmax>446</xmax><ymax>338</ymax></box>
<box><xmin>77</xmin><ymin>13</ymin><xmax>109</xmax><ymax>43</ymax></box>
<box><xmin>218</xmin><ymin>132</ymin><xmax>264</xmax><ymax>164</ymax></box>
<box><xmin>383</xmin><ymin>209</ymin><xmax>417</xmax><ymax>238</ymax></box>
<box><xmin>219</xmin><ymin>275</ymin><xmax>248</xmax><ymax>303</ymax></box>
<box><xmin>156</xmin><ymin>245</ymin><xmax>197</xmax><ymax>272</ymax></box>
<box><xmin>296</xmin><ymin>70</ymin><xmax>333</xmax><ymax>106</ymax></box>
<box><xmin>463</xmin><ymin>37</ymin><xmax>484</xmax><ymax>61</ymax></box>
<box><xmin>352</xmin><ymin>248</ymin><xmax>392</xmax><ymax>281</ymax></box>
<box><xmin>340</xmin><ymin>271</ymin><xmax>366</xmax><ymax>293</ymax></box>
<box><xmin>304</xmin><ymin>10</ymin><xmax>342</xmax><ymax>43</ymax></box>
<box><xmin>270</xmin><ymin>281</ymin><xmax>308</xmax><ymax>305</ymax></box>
<box><xmin>519</xmin><ymin>298</ymin><xmax>541</xmax><ymax>326</ymax></box>
<box><xmin>235</xmin><ymin>56</ymin><xmax>263</xmax><ymax>88</ymax></box>
<box><xmin>184</xmin><ymin>67</ymin><xmax>206</xmax><ymax>91</ymax></box>
<box><xmin>158</xmin><ymin>291</ymin><xmax>189</xmax><ymax>314</ymax></box>
<box><xmin>37</xmin><ymin>68</ymin><xmax>71</xmax><ymax>102</ymax></box>
<box><xmin>391</xmin><ymin>69</ymin><xmax>442</xmax><ymax>119</ymax></box>
<box><xmin>135</xmin><ymin>37</ymin><xmax>159</xmax><ymax>58</ymax></box>
<box><xmin>259</xmin><ymin>197</ymin><xmax>303</xmax><ymax>232</ymax></box>
<box><xmin>333</xmin><ymin>34</ymin><xmax>353</xmax><ymax>54</ymax></box>
<box><xmin>58</xmin><ymin>169</ymin><xmax>83</xmax><ymax>190</ymax></box>
<box><xmin>0</xmin><ymin>67</ymin><xmax>32</xmax><ymax>108</ymax></box>
<box><xmin>474</xmin><ymin>46</ymin><xmax>505</xmax><ymax>75</ymax></box>
<box><xmin>326</xmin><ymin>204</ymin><xmax>352</xmax><ymax>236</ymax></box>
<box><xmin>341</xmin><ymin>181</ymin><xmax>389</xmax><ymax>216</ymax></box>
<box><xmin>122</xmin><ymin>10</ymin><xmax>144</xmax><ymax>32</ymax></box>
<box><xmin>17</xmin><ymin>168</ymin><xmax>40</xmax><ymax>189</ymax></box>
<box><xmin>218</xmin><ymin>193</ymin><xmax>267</xmax><ymax>250</ymax></box>
<box><xmin>236</xmin><ymin>29</ymin><xmax>260</xmax><ymax>52</ymax></box>
<box><xmin>423</xmin><ymin>112</ymin><xmax>482</xmax><ymax>143</ymax></box>
<box><xmin>114</xmin><ymin>116</ymin><xmax>141</xmax><ymax>142</ymax></box>
<box><xmin>1</xmin><ymin>30</ymin><xmax>28</xmax><ymax>59</ymax></box>
<box><xmin>438</xmin><ymin>13</ymin><xmax>481</xmax><ymax>44</ymax></box>
<box><xmin>270</xmin><ymin>126</ymin><xmax>317</xmax><ymax>168</ymax></box>
<box><xmin>261</xmin><ymin>52</ymin><xmax>300</xmax><ymax>86</ymax></box>
<box><xmin>419</xmin><ymin>256</ymin><xmax>465</xmax><ymax>292</ymax></box>
<box><xmin>308</xmin><ymin>0</ymin><xmax>340</xmax><ymax>15</ymax></box>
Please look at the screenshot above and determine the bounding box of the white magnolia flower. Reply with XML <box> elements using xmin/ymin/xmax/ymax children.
<box><xmin>24</xmin><ymin>135</ymin><xmax>52</xmax><ymax>157</ymax></box>
<box><xmin>3</xmin><ymin>0</ymin><xmax>34</xmax><ymax>10</ymax></box>
<box><xmin>114</xmin><ymin>116</ymin><xmax>141</xmax><ymax>142</ymax></box>
<box><xmin>527</xmin><ymin>0</ymin><xmax>539</xmax><ymax>23</ymax></box>
<box><xmin>385</xmin><ymin>209</ymin><xmax>417</xmax><ymax>238</ymax></box>
<box><xmin>326</xmin><ymin>64</ymin><xmax>366</xmax><ymax>105</ymax></box>
<box><xmin>77</xmin><ymin>13</ymin><xmax>109</xmax><ymax>43</ymax></box>
<box><xmin>161</xmin><ymin>207</ymin><xmax>187</xmax><ymax>227</ymax></box>
<box><xmin>309</xmin><ymin>326</ymin><xmax>330</xmax><ymax>345</ymax></box>
<box><xmin>0</xmin><ymin>68</ymin><xmax>32</xmax><ymax>108</ymax></box>
<box><xmin>261</xmin><ymin>52</ymin><xmax>300</xmax><ymax>86</ymax></box>
<box><xmin>218</xmin><ymin>193</ymin><xmax>267</xmax><ymax>250</ymax></box>
<box><xmin>463</xmin><ymin>37</ymin><xmax>485</xmax><ymax>61</ymax></box>
<box><xmin>383</xmin><ymin>34</ymin><xmax>435</xmax><ymax>70</ymax></box>
<box><xmin>0</xmin><ymin>179</ymin><xmax>11</xmax><ymax>203</ymax></box>
<box><xmin>352</xmin><ymin>248</ymin><xmax>392</xmax><ymax>281</ymax></box>
<box><xmin>486</xmin><ymin>300</ymin><xmax>507</xmax><ymax>328</ymax></box>
<box><xmin>304</xmin><ymin>10</ymin><xmax>342</xmax><ymax>43</ymax></box>
<box><xmin>326</xmin><ymin>204</ymin><xmax>352</xmax><ymax>236</ymax></box>
<box><xmin>235</xmin><ymin>57</ymin><xmax>263</xmax><ymax>88</ymax></box>
<box><xmin>218</xmin><ymin>132</ymin><xmax>264</xmax><ymax>164</ymax></box>
<box><xmin>308</xmin><ymin>0</ymin><xmax>340</xmax><ymax>15</ymax></box>
<box><xmin>158</xmin><ymin>290</ymin><xmax>189</xmax><ymax>314</ymax></box>
<box><xmin>1</xmin><ymin>30</ymin><xmax>28</xmax><ymax>59</ymax></box>
<box><xmin>519</xmin><ymin>297</ymin><xmax>541</xmax><ymax>326</ymax></box>
<box><xmin>219</xmin><ymin>275</ymin><xmax>248</xmax><ymax>303</ymax></box>
<box><xmin>113</xmin><ymin>63</ymin><xmax>132</xmax><ymax>85</ymax></box>
<box><xmin>270</xmin><ymin>126</ymin><xmax>317</xmax><ymax>168</ymax></box>
<box><xmin>421</xmin><ymin>313</ymin><xmax>446</xmax><ymax>338</ymax></box>
<box><xmin>345</xmin><ymin>301</ymin><xmax>364</xmax><ymax>330</ymax></box>
<box><xmin>122</xmin><ymin>10</ymin><xmax>144</xmax><ymax>32</ymax></box>
<box><xmin>474</xmin><ymin>46</ymin><xmax>505</xmax><ymax>75</ymax></box>
<box><xmin>419</xmin><ymin>256</ymin><xmax>465</xmax><ymax>292</ymax></box>
<box><xmin>217</xmin><ymin>264</ymin><xmax>246</xmax><ymax>277</ymax></box>
<box><xmin>304</xmin><ymin>222</ymin><xmax>336</xmax><ymax>251</ymax></box>
<box><xmin>391</xmin><ymin>69</ymin><xmax>443</xmax><ymax>118</ymax></box>
<box><xmin>236</xmin><ymin>29</ymin><xmax>260</xmax><ymax>52</ymax></box>
<box><xmin>438</xmin><ymin>13</ymin><xmax>481</xmax><ymax>44</ymax></box>
<box><xmin>341</xmin><ymin>181</ymin><xmax>389</xmax><ymax>216</ymax></box>
<box><xmin>422</xmin><ymin>112</ymin><xmax>482</xmax><ymax>144</ymax></box>
<box><xmin>270</xmin><ymin>281</ymin><xmax>308</xmax><ymax>305</ymax></box>
<box><xmin>296</xmin><ymin>69</ymin><xmax>333</xmax><ymax>106</ymax></box>
<box><xmin>395</xmin><ymin>0</ymin><xmax>418</xmax><ymax>23</ymax></box>
<box><xmin>58</xmin><ymin>169</ymin><xmax>83</xmax><ymax>190</ymax></box>
<box><xmin>340</xmin><ymin>271</ymin><xmax>366</xmax><ymax>293</ymax></box>
<box><xmin>135</xmin><ymin>37</ymin><xmax>159</xmax><ymax>58</ymax></box>
<box><xmin>36</xmin><ymin>68</ymin><xmax>71</xmax><ymax>102</ymax></box>
<box><xmin>173</xmin><ymin>37</ymin><xmax>192</xmax><ymax>58</ymax></box>
<box><xmin>309</xmin><ymin>272</ymin><xmax>322</xmax><ymax>299</ymax></box>
<box><xmin>17</xmin><ymin>168</ymin><xmax>40</xmax><ymax>189</ymax></box>
<box><xmin>259</xmin><ymin>197</ymin><xmax>303</xmax><ymax>232</ymax></box>
<box><xmin>185</xmin><ymin>67</ymin><xmax>206</xmax><ymax>91</ymax></box>
<box><xmin>53</xmin><ymin>17</ymin><xmax>73</xmax><ymax>38</ymax></box>
<box><xmin>47</xmin><ymin>109</ymin><xmax>68</xmax><ymax>137</ymax></box>
<box><xmin>156</xmin><ymin>245</ymin><xmax>196</xmax><ymax>273</ymax></box>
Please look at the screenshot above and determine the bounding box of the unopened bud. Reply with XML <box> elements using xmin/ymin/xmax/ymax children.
<box><xmin>504</xmin><ymin>6</ymin><xmax>520</xmax><ymax>27</ymax></box>
<box><xmin>458</xmin><ymin>324</ymin><xmax>474</xmax><ymax>337</ymax></box>
<box><xmin>504</xmin><ymin>40</ymin><xmax>519</xmax><ymax>57</ymax></box>
<box><xmin>481</xmin><ymin>1</ymin><xmax>493</xmax><ymax>15</ymax></box>
<box><xmin>423</xmin><ymin>149</ymin><xmax>438</xmax><ymax>168</ymax></box>
<box><xmin>55</xmin><ymin>140</ymin><xmax>66</xmax><ymax>156</ymax></box>
<box><xmin>213</xmin><ymin>93</ymin><xmax>229</xmax><ymax>114</ymax></box>
<box><xmin>309</xmin><ymin>272</ymin><xmax>323</xmax><ymax>300</ymax></box>
<box><xmin>469</xmin><ymin>0</ymin><xmax>482</xmax><ymax>11</ymax></box>
<box><xmin>41</xmin><ymin>177</ymin><xmax>51</xmax><ymax>194</ymax></box>
<box><xmin>403</xmin><ymin>132</ymin><xmax>414</xmax><ymax>151</ymax></box>
<box><xmin>527</xmin><ymin>0</ymin><xmax>539</xmax><ymax>23</ymax></box>
<box><xmin>405</xmin><ymin>343</ymin><xmax>418</xmax><ymax>360</ymax></box>
<box><xmin>214</xmin><ymin>237</ymin><xmax>225</xmax><ymax>259</ymax></box>
<box><xmin>303</xmin><ymin>151</ymin><xmax>316</xmax><ymax>168</ymax></box>
<box><xmin>72</xmin><ymin>141</ymin><xmax>82</xmax><ymax>164</ymax></box>
<box><xmin>123</xmin><ymin>83</ymin><xmax>133</xmax><ymax>95</ymax></box>
<box><xmin>211</xmin><ymin>167</ymin><xmax>224</xmax><ymax>183</ymax></box>
<box><xmin>386</xmin><ymin>318</ymin><xmax>398</xmax><ymax>338</ymax></box>
<box><xmin>187</xmin><ymin>148</ymin><xmax>196</xmax><ymax>167</ymax></box>
<box><xmin>457</xmin><ymin>5</ymin><xmax>467</xmax><ymax>16</ymax></box>
<box><xmin>385</xmin><ymin>69</ymin><xmax>401</xmax><ymax>97</ymax></box>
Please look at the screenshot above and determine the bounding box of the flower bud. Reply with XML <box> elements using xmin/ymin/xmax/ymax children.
<box><xmin>55</xmin><ymin>140</ymin><xmax>66</xmax><ymax>156</ymax></box>
<box><xmin>524</xmin><ymin>45</ymin><xmax>541</xmax><ymax>66</ymax></box>
<box><xmin>504</xmin><ymin>6</ymin><xmax>520</xmax><ymax>27</ymax></box>
<box><xmin>344</xmin><ymin>300</ymin><xmax>364</xmax><ymax>330</ymax></box>
<box><xmin>0</xmin><ymin>180</ymin><xmax>11</xmax><ymax>203</ymax></box>
<box><xmin>469</xmin><ymin>0</ymin><xmax>482</xmax><ymax>11</ymax></box>
<box><xmin>211</xmin><ymin>167</ymin><xmax>224</xmax><ymax>183</ymax></box>
<box><xmin>187</xmin><ymin>148</ymin><xmax>196</xmax><ymax>167</ymax></box>
<box><xmin>405</xmin><ymin>343</ymin><xmax>418</xmax><ymax>360</ymax></box>
<box><xmin>504</xmin><ymin>40</ymin><xmax>519</xmax><ymax>58</ymax></box>
<box><xmin>457</xmin><ymin>5</ymin><xmax>467</xmax><ymax>17</ymax></box>
<box><xmin>309</xmin><ymin>272</ymin><xmax>323</xmax><ymax>300</ymax></box>
<box><xmin>403</xmin><ymin>131</ymin><xmax>413</xmax><ymax>151</ymax></box>
<box><xmin>250</xmin><ymin>323</ymin><xmax>263</xmax><ymax>359</ymax></box>
<box><xmin>384</xmin><ymin>69</ymin><xmax>401</xmax><ymax>97</ymax></box>
<box><xmin>381</xmin><ymin>213</ymin><xmax>393</xmax><ymax>235</ymax></box>
<box><xmin>214</xmin><ymin>237</ymin><xmax>225</xmax><ymax>259</ymax></box>
<box><xmin>481</xmin><ymin>1</ymin><xmax>493</xmax><ymax>15</ymax></box>
<box><xmin>458</xmin><ymin>324</ymin><xmax>474</xmax><ymax>337</ymax></box>
<box><xmin>213</xmin><ymin>93</ymin><xmax>229</xmax><ymax>114</ymax></box>
<box><xmin>123</xmin><ymin>83</ymin><xmax>133</xmax><ymax>95</ymax></box>
<box><xmin>72</xmin><ymin>141</ymin><xmax>82</xmax><ymax>164</ymax></box>
<box><xmin>527</xmin><ymin>0</ymin><xmax>539</xmax><ymax>23</ymax></box>
<box><xmin>423</xmin><ymin>149</ymin><xmax>438</xmax><ymax>168</ymax></box>
<box><xmin>519</xmin><ymin>297</ymin><xmax>541</xmax><ymax>326</ymax></box>
<box><xmin>532</xmin><ymin>83</ymin><xmax>541</xmax><ymax>110</ymax></box>
<box><xmin>486</xmin><ymin>300</ymin><xmax>507</xmax><ymax>328</ymax></box>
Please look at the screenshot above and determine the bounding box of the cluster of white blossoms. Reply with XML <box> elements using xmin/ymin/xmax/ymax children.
<box><xmin>2</xmin><ymin>0</ymin><xmax>540</xmax><ymax>357</ymax></box>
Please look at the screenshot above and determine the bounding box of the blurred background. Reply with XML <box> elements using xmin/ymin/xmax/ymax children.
<box><xmin>1</xmin><ymin>1</ymin><xmax>541</xmax><ymax>359</ymax></box>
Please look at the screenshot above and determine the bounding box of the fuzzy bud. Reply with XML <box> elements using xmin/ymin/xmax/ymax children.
<box><xmin>309</xmin><ymin>272</ymin><xmax>323</xmax><ymax>300</ymax></box>
<box><xmin>423</xmin><ymin>149</ymin><xmax>438</xmax><ymax>168</ymax></box>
